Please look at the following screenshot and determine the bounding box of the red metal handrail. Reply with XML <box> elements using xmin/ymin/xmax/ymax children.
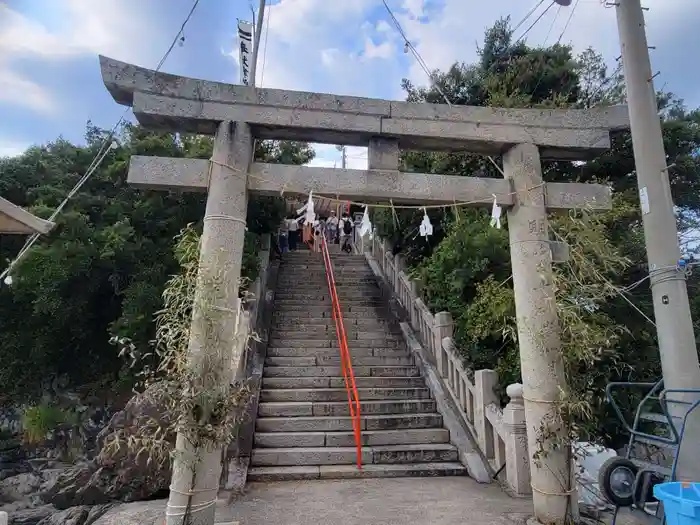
<box><xmin>320</xmin><ymin>234</ymin><xmax>362</xmax><ymax>469</ymax></box>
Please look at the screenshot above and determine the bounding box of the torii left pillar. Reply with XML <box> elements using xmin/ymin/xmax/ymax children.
<box><xmin>165</xmin><ymin>121</ymin><xmax>250</xmax><ymax>525</ymax></box>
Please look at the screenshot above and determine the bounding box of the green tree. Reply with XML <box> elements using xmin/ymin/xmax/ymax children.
<box><xmin>0</xmin><ymin>125</ymin><xmax>313</xmax><ymax>405</ymax></box>
<box><xmin>386</xmin><ymin>18</ymin><xmax>700</xmax><ymax>447</ymax></box>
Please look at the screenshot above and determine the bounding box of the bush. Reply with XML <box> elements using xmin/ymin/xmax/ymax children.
<box><xmin>22</xmin><ymin>404</ymin><xmax>67</xmax><ymax>445</ymax></box>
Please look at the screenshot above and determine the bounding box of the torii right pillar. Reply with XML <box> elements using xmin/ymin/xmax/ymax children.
<box><xmin>504</xmin><ymin>143</ymin><xmax>575</xmax><ymax>524</ymax></box>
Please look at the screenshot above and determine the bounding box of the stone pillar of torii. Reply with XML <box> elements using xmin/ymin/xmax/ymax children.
<box><xmin>98</xmin><ymin>55</ymin><xmax>628</xmax><ymax>525</ymax></box>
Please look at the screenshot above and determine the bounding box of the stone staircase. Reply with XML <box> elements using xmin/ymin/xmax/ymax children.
<box><xmin>247</xmin><ymin>250</ymin><xmax>467</xmax><ymax>481</ymax></box>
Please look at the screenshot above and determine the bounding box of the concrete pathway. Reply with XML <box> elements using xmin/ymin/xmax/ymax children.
<box><xmin>217</xmin><ymin>477</ymin><xmax>650</xmax><ymax>525</ymax></box>
<box><xmin>220</xmin><ymin>477</ymin><xmax>533</xmax><ymax>525</ymax></box>
<box><xmin>96</xmin><ymin>478</ymin><xmax>648</xmax><ymax>525</ymax></box>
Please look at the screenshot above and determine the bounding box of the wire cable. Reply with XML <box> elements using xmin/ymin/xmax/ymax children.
<box><xmin>543</xmin><ymin>5</ymin><xmax>563</xmax><ymax>47</ymax></box>
<box><xmin>512</xmin><ymin>0</ymin><xmax>548</xmax><ymax>34</ymax></box>
<box><xmin>530</xmin><ymin>0</ymin><xmax>580</xmax><ymax>99</ymax></box>
<box><xmin>556</xmin><ymin>0</ymin><xmax>580</xmax><ymax>44</ymax></box>
<box><xmin>514</xmin><ymin>1</ymin><xmax>556</xmax><ymax>44</ymax></box>
<box><xmin>379</xmin><ymin>0</ymin><xmax>507</xmax><ymax>178</ymax></box>
<box><xmin>1</xmin><ymin>0</ymin><xmax>202</xmax><ymax>284</ymax></box>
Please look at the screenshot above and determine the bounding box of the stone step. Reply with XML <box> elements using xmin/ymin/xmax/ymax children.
<box><xmin>273</xmin><ymin>304</ymin><xmax>380</xmax><ymax>312</ymax></box>
<box><xmin>267</xmin><ymin>339</ymin><xmax>402</xmax><ymax>349</ymax></box>
<box><xmin>266</xmin><ymin>347</ymin><xmax>407</xmax><ymax>358</ymax></box>
<box><xmin>273</xmin><ymin>299</ymin><xmax>384</xmax><ymax>308</ymax></box>
<box><xmin>262</xmin><ymin>365</ymin><xmax>419</xmax><ymax>378</ymax></box>
<box><xmin>275</xmin><ymin>293</ymin><xmax>381</xmax><ymax>301</ymax></box>
<box><xmin>260</xmin><ymin>387</ymin><xmax>430</xmax><ymax>402</ymax></box>
<box><xmin>277</xmin><ymin>279</ymin><xmax>377</xmax><ymax>285</ymax></box>
<box><xmin>280</xmin><ymin>265</ymin><xmax>369</xmax><ymax>272</ymax></box>
<box><xmin>255</xmin><ymin>412</ymin><xmax>443</xmax><ymax>432</ymax></box>
<box><xmin>250</xmin><ymin>443</ymin><xmax>458</xmax><ymax>467</ymax></box>
<box><xmin>270</xmin><ymin>317</ymin><xmax>392</xmax><ymax>327</ymax></box>
<box><xmin>269</xmin><ymin>331</ymin><xmax>401</xmax><ymax>341</ymax></box>
<box><xmin>282</xmin><ymin>256</ymin><xmax>366</xmax><ymax>262</ymax></box>
<box><xmin>261</xmin><ymin>376</ymin><xmax>426</xmax><ymax>389</ymax></box>
<box><xmin>270</xmin><ymin>324</ymin><xmax>400</xmax><ymax>335</ymax></box>
<box><xmin>273</xmin><ymin>311</ymin><xmax>379</xmax><ymax>319</ymax></box>
<box><xmin>278</xmin><ymin>272</ymin><xmax>374</xmax><ymax>278</ymax></box>
<box><xmin>264</xmin><ymin>356</ymin><xmax>414</xmax><ymax>367</ymax></box>
<box><xmin>277</xmin><ymin>286</ymin><xmax>377</xmax><ymax>292</ymax></box>
<box><xmin>271</xmin><ymin>330</ymin><xmax>396</xmax><ymax>342</ymax></box>
<box><xmin>247</xmin><ymin>462</ymin><xmax>467</xmax><ymax>481</ymax></box>
<box><xmin>254</xmin><ymin>428</ymin><xmax>450</xmax><ymax>448</ymax></box>
<box><xmin>258</xmin><ymin>399</ymin><xmax>436</xmax><ymax>417</ymax></box>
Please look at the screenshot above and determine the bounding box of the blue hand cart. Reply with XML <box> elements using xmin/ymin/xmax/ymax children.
<box><xmin>599</xmin><ymin>380</ymin><xmax>700</xmax><ymax>525</ymax></box>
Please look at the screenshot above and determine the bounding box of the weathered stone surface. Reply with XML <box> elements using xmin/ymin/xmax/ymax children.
<box><xmin>91</xmin><ymin>500</ymin><xmax>165</xmax><ymax>525</ymax></box>
<box><xmin>6</xmin><ymin>504</ymin><xmax>53</xmax><ymax>524</ymax></box>
<box><xmin>0</xmin><ymin>472</ymin><xmax>41</xmax><ymax>503</ymax></box>
<box><xmin>99</xmin><ymin>56</ymin><xmax>629</xmax><ymax>159</ymax></box>
<box><xmin>41</xmin><ymin>387</ymin><xmax>173</xmax><ymax>509</ymax></box>
<box><xmin>35</xmin><ymin>504</ymin><xmax>112</xmax><ymax>525</ymax></box>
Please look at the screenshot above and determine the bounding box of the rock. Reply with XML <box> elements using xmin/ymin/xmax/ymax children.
<box><xmin>91</xmin><ymin>500</ymin><xmax>165</xmax><ymax>525</ymax></box>
<box><xmin>35</xmin><ymin>504</ymin><xmax>112</xmax><ymax>525</ymax></box>
<box><xmin>6</xmin><ymin>504</ymin><xmax>53</xmax><ymax>525</ymax></box>
<box><xmin>0</xmin><ymin>446</ymin><xmax>30</xmax><ymax>482</ymax></box>
<box><xmin>41</xmin><ymin>387</ymin><xmax>174</xmax><ymax>509</ymax></box>
<box><xmin>0</xmin><ymin>473</ymin><xmax>42</xmax><ymax>503</ymax></box>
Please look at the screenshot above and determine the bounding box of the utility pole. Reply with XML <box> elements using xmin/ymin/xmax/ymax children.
<box><xmin>336</xmin><ymin>144</ymin><xmax>347</xmax><ymax>169</ymax></box>
<box><xmin>249</xmin><ymin>0</ymin><xmax>266</xmax><ymax>88</ymax></box>
<box><xmin>614</xmin><ymin>0</ymin><xmax>700</xmax><ymax>479</ymax></box>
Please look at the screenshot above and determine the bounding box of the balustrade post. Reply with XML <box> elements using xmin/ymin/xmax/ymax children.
<box><xmin>433</xmin><ymin>312</ymin><xmax>453</xmax><ymax>377</ymax></box>
<box><xmin>409</xmin><ymin>280</ymin><xmax>421</xmax><ymax>330</ymax></box>
<box><xmin>393</xmin><ymin>254</ymin><xmax>405</xmax><ymax>295</ymax></box>
<box><xmin>474</xmin><ymin>369</ymin><xmax>499</xmax><ymax>459</ymax></box>
<box><xmin>503</xmin><ymin>383</ymin><xmax>531</xmax><ymax>496</ymax></box>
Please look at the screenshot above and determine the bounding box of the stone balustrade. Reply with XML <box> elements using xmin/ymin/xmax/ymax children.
<box><xmin>224</xmin><ymin>234</ymin><xmax>278</xmax><ymax>489</ymax></box>
<box><xmin>362</xmin><ymin>233</ymin><xmax>531</xmax><ymax>496</ymax></box>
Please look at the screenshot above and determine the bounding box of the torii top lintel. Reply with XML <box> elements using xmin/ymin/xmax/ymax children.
<box><xmin>99</xmin><ymin>56</ymin><xmax>629</xmax><ymax>162</ymax></box>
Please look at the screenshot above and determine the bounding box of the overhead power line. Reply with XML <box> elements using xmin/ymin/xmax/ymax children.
<box><xmin>1</xmin><ymin>0</ymin><xmax>202</xmax><ymax>284</ymax></box>
<box><xmin>530</xmin><ymin>0</ymin><xmax>580</xmax><ymax>98</ymax></box>
<box><xmin>515</xmin><ymin>1</ymin><xmax>556</xmax><ymax>44</ymax></box>
<box><xmin>380</xmin><ymin>0</ymin><xmax>452</xmax><ymax>107</ymax></box>
<box><xmin>557</xmin><ymin>0</ymin><xmax>580</xmax><ymax>43</ymax></box>
<box><xmin>512</xmin><ymin>0</ymin><xmax>549</xmax><ymax>34</ymax></box>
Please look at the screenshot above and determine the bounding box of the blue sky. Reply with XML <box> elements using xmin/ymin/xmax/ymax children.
<box><xmin>1</xmin><ymin>0</ymin><xmax>698</xmax><ymax>168</ymax></box>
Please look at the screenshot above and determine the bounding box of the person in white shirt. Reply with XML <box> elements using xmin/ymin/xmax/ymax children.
<box><xmin>287</xmin><ymin>216</ymin><xmax>300</xmax><ymax>251</ymax></box>
<box><xmin>326</xmin><ymin>210</ymin><xmax>339</xmax><ymax>244</ymax></box>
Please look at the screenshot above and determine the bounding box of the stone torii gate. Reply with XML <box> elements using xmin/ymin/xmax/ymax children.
<box><xmin>98</xmin><ymin>55</ymin><xmax>628</xmax><ymax>525</ymax></box>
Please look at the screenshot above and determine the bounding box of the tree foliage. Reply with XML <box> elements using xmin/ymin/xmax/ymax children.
<box><xmin>386</xmin><ymin>18</ymin><xmax>700</xmax><ymax>447</ymax></box>
<box><xmin>0</xmin><ymin>125</ymin><xmax>313</xmax><ymax>405</ymax></box>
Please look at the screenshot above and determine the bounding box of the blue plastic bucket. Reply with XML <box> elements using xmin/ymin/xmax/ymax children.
<box><xmin>654</xmin><ymin>482</ymin><xmax>700</xmax><ymax>525</ymax></box>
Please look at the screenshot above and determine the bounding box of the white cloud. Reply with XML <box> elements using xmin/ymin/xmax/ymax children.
<box><xmin>233</xmin><ymin>0</ymin><xmax>696</xmax><ymax>106</ymax></box>
<box><xmin>0</xmin><ymin>1</ymin><xmax>166</xmax><ymax>114</ymax></box>
<box><xmin>0</xmin><ymin>139</ymin><xmax>31</xmax><ymax>158</ymax></box>
<box><xmin>0</xmin><ymin>69</ymin><xmax>55</xmax><ymax>114</ymax></box>
<box><xmin>395</xmin><ymin>0</ymin><xmax>696</xmax><ymax>90</ymax></box>
<box><xmin>229</xmin><ymin>0</ymin><xmax>403</xmax><ymax>96</ymax></box>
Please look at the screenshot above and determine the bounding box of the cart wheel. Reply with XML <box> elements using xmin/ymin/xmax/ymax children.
<box><xmin>599</xmin><ymin>457</ymin><xmax>639</xmax><ymax>507</ymax></box>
